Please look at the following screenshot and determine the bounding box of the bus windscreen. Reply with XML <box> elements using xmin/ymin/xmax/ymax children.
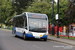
<box><xmin>28</xmin><ymin>18</ymin><xmax>47</xmax><ymax>32</ymax></box>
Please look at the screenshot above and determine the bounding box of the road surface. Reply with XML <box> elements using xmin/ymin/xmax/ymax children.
<box><xmin>0</xmin><ymin>29</ymin><xmax>75</xmax><ymax>50</ymax></box>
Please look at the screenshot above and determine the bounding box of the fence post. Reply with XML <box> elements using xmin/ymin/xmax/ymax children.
<box><xmin>67</xmin><ymin>26</ymin><xmax>69</xmax><ymax>39</ymax></box>
<box><xmin>8</xmin><ymin>26</ymin><xmax>10</xmax><ymax>30</ymax></box>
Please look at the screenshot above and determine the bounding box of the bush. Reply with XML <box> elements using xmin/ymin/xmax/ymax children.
<box><xmin>0</xmin><ymin>26</ymin><xmax>1</xmax><ymax>28</ymax></box>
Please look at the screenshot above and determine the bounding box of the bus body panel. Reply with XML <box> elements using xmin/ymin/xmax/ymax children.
<box><xmin>13</xmin><ymin>27</ymin><xmax>24</xmax><ymax>37</ymax></box>
<box><xmin>25</xmin><ymin>33</ymin><xmax>48</xmax><ymax>39</ymax></box>
<box><xmin>13</xmin><ymin>27</ymin><xmax>48</xmax><ymax>39</ymax></box>
<box><xmin>12</xmin><ymin>12</ymin><xmax>48</xmax><ymax>40</ymax></box>
<box><xmin>12</xmin><ymin>27</ymin><xmax>16</xmax><ymax>34</ymax></box>
<box><xmin>24</xmin><ymin>30</ymin><xmax>48</xmax><ymax>38</ymax></box>
<box><xmin>16</xmin><ymin>27</ymin><xmax>24</xmax><ymax>37</ymax></box>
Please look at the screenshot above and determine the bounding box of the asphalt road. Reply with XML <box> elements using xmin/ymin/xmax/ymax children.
<box><xmin>0</xmin><ymin>29</ymin><xmax>75</xmax><ymax>50</ymax></box>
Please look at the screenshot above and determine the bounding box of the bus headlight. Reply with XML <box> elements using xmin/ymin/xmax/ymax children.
<box><xmin>44</xmin><ymin>33</ymin><xmax>48</xmax><ymax>35</ymax></box>
<box><xmin>28</xmin><ymin>32</ymin><xmax>32</xmax><ymax>34</ymax></box>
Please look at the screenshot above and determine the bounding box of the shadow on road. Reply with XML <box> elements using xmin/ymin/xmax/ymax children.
<box><xmin>0</xmin><ymin>46</ymin><xmax>3</xmax><ymax>50</ymax></box>
<box><xmin>13</xmin><ymin>36</ymin><xmax>48</xmax><ymax>42</ymax></box>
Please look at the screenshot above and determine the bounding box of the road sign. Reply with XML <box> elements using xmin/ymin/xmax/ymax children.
<box><xmin>55</xmin><ymin>14</ymin><xmax>59</xmax><ymax>20</ymax></box>
<box><xmin>5</xmin><ymin>21</ymin><xmax>7</xmax><ymax>23</ymax></box>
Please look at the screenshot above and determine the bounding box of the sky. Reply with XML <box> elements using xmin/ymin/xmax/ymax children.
<box><xmin>55</xmin><ymin>0</ymin><xmax>57</xmax><ymax>2</ymax></box>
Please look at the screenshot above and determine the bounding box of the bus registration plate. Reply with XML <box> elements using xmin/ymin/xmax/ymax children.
<box><xmin>35</xmin><ymin>36</ymin><xmax>40</xmax><ymax>38</ymax></box>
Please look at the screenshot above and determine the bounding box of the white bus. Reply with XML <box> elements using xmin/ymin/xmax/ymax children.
<box><xmin>12</xmin><ymin>12</ymin><xmax>48</xmax><ymax>41</ymax></box>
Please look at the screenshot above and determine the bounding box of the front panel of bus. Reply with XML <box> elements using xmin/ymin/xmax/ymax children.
<box><xmin>25</xmin><ymin>13</ymin><xmax>48</xmax><ymax>39</ymax></box>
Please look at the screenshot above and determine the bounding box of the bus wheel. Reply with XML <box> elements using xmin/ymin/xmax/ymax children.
<box><xmin>23</xmin><ymin>33</ymin><xmax>27</xmax><ymax>40</ymax></box>
<box><xmin>44</xmin><ymin>38</ymin><xmax>47</xmax><ymax>41</ymax></box>
<box><xmin>13</xmin><ymin>31</ymin><xmax>17</xmax><ymax>37</ymax></box>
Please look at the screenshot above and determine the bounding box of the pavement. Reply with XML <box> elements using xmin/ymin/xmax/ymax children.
<box><xmin>0</xmin><ymin>28</ymin><xmax>75</xmax><ymax>46</ymax></box>
<box><xmin>48</xmin><ymin>36</ymin><xmax>75</xmax><ymax>46</ymax></box>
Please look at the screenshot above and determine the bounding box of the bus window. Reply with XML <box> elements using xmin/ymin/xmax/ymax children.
<box><xmin>24</xmin><ymin>16</ymin><xmax>27</xmax><ymax>29</ymax></box>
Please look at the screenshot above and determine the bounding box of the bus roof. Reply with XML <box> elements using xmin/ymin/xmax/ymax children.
<box><xmin>14</xmin><ymin>13</ymin><xmax>25</xmax><ymax>18</ymax></box>
<box><xmin>14</xmin><ymin>12</ymin><xmax>48</xmax><ymax>18</ymax></box>
<box><xmin>22</xmin><ymin>12</ymin><xmax>47</xmax><ymax>15</ymax></box>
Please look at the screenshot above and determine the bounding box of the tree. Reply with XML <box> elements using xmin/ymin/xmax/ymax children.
<box><xmin>25</xmin><ymin>1</ymin><xmax>52</xmax><ymax>21</ymax></box>
<box><xmin>59</xmin><ymin>0</ymin><xmax>69</xmax><ymax>26</ymax></box>
<box><xmin>64</xmin><ymin>1</ymin><xmax>75</xmax><ymax>26</ymax></box>
<box><xmin>12</xmin><ymin>0</ymin><xmax>35</xmax><ymax>14</ymax></box>
<box><xmin>0</xmin><ymin>0</ymin><xmax>17</xmax><ymax>25</ymax></box>
<box><xmin>49</xmin><ymin>0</ymin><xmax>68</xmax><ymax>25</ymax></box>
<box><xmin>0</xmin><ymin>0</ymin><xmax>70</xmax><ymax>26</ymax></box>
<box><xmin>0</xmin><ymin>0</ymin><xmax>34</xmax><ymax>25</ymax></box>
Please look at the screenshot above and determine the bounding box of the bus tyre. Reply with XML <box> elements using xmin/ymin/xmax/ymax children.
<box><xmin>23</xmin><ymin>33</ymin><xmax>27</xmax><ymax>40</ymax></box>
<box><xmin>44</xmin><ymin>38</ymin><xmax>47</xmax><ymax>41</ymax></box>
<box><xmin>14</xmin><ymin>31</ymin><xmax>17</xmax><ymax>37</ymax></box>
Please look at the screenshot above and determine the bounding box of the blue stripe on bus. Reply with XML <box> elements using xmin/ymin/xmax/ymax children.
<box><xmin>25</xmin><ymin>33</ymin><xmax>34</xmax><ymax>38</ymax></box>
<box><xmin>16</xmin><ymin>32</ymin><xmax>23</xmax><ymax>37</ymax></box>
<box><xmin>40</xmin><ymin>35</ymin><xmax>48</xmax><ymax>39</ymax></box>
<box><xmin>12</xmin><ymin>27</ymin><xmax>16</xmax><ymax>34</ymax></box>
<box><xmin>13</xmin><ymin>27</ymin><xmax>23</xmax><ymax>37</ymax></box>
<box><xmin>12</xmin><ymin>27</ymin><xmax>48</xmax><ymax>39</ymax></box>
<box><xmin>25</xmin><ymin>33</ymin><xmax>48</xmax><ymax>39</ymax></box>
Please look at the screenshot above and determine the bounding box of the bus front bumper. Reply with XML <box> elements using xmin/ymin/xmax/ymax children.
<box><xmin>25</xmin><ymin>33</ymin><xmax>48</xmax><ymax>39</ymax></box>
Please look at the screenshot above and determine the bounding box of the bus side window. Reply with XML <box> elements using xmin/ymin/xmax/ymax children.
<box><xmin>14</xmin><ymin>18</ymin><xmax>18</xmax><ymax>27</ymax></box>
<box><xmin>22</xmin><ymin>17</ymin><xmax>24</xmax><ymax>28</ymax></box>
<box><xmin>25</xmin><ymin>17</ymin><xmax>27</xmax><ymax>29</ymax></box>
<box><xmin>18</xmin><ymin>17</ymin><xmax>24</xmax><ymax>28</ymax></box>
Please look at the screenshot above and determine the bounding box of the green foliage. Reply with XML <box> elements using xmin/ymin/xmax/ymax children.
<box><xmin>25</xmin><ymin>1</ymin><xmax>52</xmax><ymax>22</ymax></box>
<box><xmin>64</xmin><ymin>1</ymin><xmax>75</xmax><ymax>26</ymax></box>
<box><xmin>50</xmin><ymin>0</ymin><xmax>69</xmax><ymax>26</ymax></box>
<box><xmin>59</xmin><ymin>0</ymin><xmax>69</xmax><ymax>26</ymax></box>
<box><xmin>27</xmin><ymin>2</ymin><xmax>51</xmax><ymax>13</ymax></box>
<box><xmin>0</xmin><ymin>0</ymin><xmax>17</xmax><ymax>25</ymax></box>
<box><xmin>0</xmin><ymin>0</ymin><xmax>74</xmax><ymax>26</ymax></box>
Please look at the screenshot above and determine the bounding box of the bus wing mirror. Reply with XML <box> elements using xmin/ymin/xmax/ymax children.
<box><xmin>25</xmin><ymin>26</ymin><xmax>27</xmax><ymax>29</ymax></box>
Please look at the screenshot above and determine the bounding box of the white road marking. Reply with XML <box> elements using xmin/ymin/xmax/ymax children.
<box><xmin>51</xmin><ymin>40</ymin><xmax>75</xmax><ymax>47</ymax></box>
<box><xmin>33</xmin><ymin>45</ymin><xmax>43</xmax><ymax>50</ymax></box>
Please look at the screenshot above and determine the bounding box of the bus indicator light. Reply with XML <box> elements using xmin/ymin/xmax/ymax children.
<box><xmin>40</xmin><ymin>35</ymin><xmax>43</xmax><ymax>37</ymax></box>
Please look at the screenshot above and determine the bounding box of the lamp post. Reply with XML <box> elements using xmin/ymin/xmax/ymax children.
<box><xmin>49</xmin><ymin>20</ymin><xmax>50</xmax><ymax>34</ymax></box>
<box><xmin>70</xmin><ymin>0</ymin><xmax>75</xmax><ymax>5</ymax></box>
<box><xmin>16</xmin><ymin>0</ymin><xmax>20</xmax><ymax>15</ymax></box>
<box><xmin>52</xmin><ymin>0</ymin><xmax>55</xmax><ymax>35</ymax></box>
<box><xmin>57</xmin><ymin>0</ymin><xmax>60</xmax><ymax>38</ymax></box>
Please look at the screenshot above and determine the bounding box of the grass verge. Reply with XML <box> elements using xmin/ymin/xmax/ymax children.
<box><xmin>49</xmin><ymin>35</ymin><xmax>75</xmax><ymax>40</ymax></box>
